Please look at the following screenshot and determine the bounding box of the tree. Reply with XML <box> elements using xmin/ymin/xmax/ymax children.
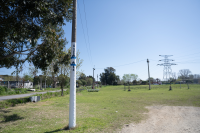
<box><xmin>132</xmin><ymin>80</ymin><xmax>137</xmax><ymax>85</ymax></box>
<box><xmin>80</xmin><ymin>79</ymin><xmax>87</xmax><ymax>86</ymax></box>
<box><xmin>44</xmin><ymin>47</ymin><xmax>83</xmax><ymax>92</ymax></box>
<box><xmin>78</xmin><ymin>73</ymin><xmax>87</xmax><ymax>80</ymax></box>
<box><xmin>130</xmin><ymin>74</ymin><xmax>138</xmax><ymax>82</ymax></box>
<box><xmin>122</xmin><ymin>74</ymin><xmax>131</xmax><ymax>84</ymax></box>
<box><xmin>178</xmin><ymin>69</ymin><xmax>192</xmax><ymax>80</ymax></box>
<box><xmin>86</xmin><ymin>77</ymin><xmax>93</xmax><ymax>86</ymax></box>
<box><xmin>141</xmin><ymin>80</ymin><xmax>148</xmax><ymax>85</ymax></box>
<box><xmin>23</xmin><ymin>73</ymin><xmax>33</xmax><ymax>82</ymax></box>
<box><xmin>76</xmin><ymin>80</ymin><xmax>82</xmax><ymax>86</ymax></box>
<box><xmin>78</xmin><ymin>73</ymin><xmax>87</xmax><ymax>86</ymax></box>
<box><xmin>29</xmin><ymin>65</ymin><xmax>39</xmax><ymax>78</ymax></box>
<box><xmin>178</xmin><ymin>69</ymin><xmax>192</xmax><ymax>89</ymax></box>
<box><xmin>123</xmin><ymin>74</ymin><xmax>138</xmax><ymax>85</ymax></box>
<box><xmin>52</xmin><ymin>47</ymin><xmax>83</xmax><ymax>95</ymax></box>
<box><xmin>99</xmin><ymin>67</ymin><xmax>119</xmax><ymax>85</ymax></box>
<box><xmin>0</xmin><ymin>0</ymin><xmax>73</xmax><ymax>70</ymax></box>
<box><xmin>193</xmin><ymin>74</ymin><xmax>200</xmax><ymax>84</ymax></box>
<box><xmin>55</xmin><ymin>52</ymin><xmax>70</xmax><ymax>96</ymax></box>
<box><xmin>147</xmin><ymin>77</ymin><xmax>155</xmax><ymax>84</ymax></box>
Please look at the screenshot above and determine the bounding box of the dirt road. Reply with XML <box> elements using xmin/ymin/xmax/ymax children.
<box><xmin>120</xmin><ymin>106</ymin><xmax>200</xmax><ymax>133</ymax></box>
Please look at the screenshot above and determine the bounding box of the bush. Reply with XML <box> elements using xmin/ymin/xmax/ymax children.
<box><xmin>87</xmin><ymin>89</ymin><xmax>99</xmax><ymax>92</ymax></box>
<box><xmin>7</xmin><ymin>90</ymin><xmax>16</xmax><ymax>95</ymax></box>
<box><xmin>0</xmin><ymin>97</ymin><xmax>31</xmax><ymax>109</ymax></box>
<box><xmin>0</xmin><ymin>89</ymin><xmax>70</xmax><ymax>109</ymax></box>
<box><xmin>0</xmin><ymin>86</ymin><xmax>7</xmax><ymax>95</ymax></box>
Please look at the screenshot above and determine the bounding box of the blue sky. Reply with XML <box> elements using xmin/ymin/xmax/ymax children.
<box><xmin>1</xmin><ymin>0</ymin><xmax>200</xmax><ymax>81</ymax></box>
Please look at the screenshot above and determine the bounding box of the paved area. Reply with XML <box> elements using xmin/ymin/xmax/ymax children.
<box><xmin>0</xmin><ymin>89</ymin><xmax>67</xmax><ymax>101</ymax></box>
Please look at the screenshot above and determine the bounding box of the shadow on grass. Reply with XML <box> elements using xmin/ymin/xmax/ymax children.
<box><xmin>1</xmin><ymin>114</ymin><xmax>24</xmax><ymax>123</ymax></box>
<box><xmin>0</xmin><ymin>109</ymin><xmax>11</xmax><ymax>113</ymax></box>
<box><xmin>44</xmin><ymin>125</ymin><xmax>77</xmax><ymax>133</ymax></box>
<box><xmin>44</xmin><ymin>129</ymin><xmax>62</xmax><ymax>133</ymax></box>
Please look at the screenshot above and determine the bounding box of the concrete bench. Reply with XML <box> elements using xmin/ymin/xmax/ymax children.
<box><xmin>29</xmin><ymin>89</ymin><xmax>36</xmax><ymax>91</ymax></box>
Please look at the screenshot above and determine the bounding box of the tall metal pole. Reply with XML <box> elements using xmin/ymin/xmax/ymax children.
<box><xmin>97</xmin><ymin>74</ymin><xmax>99</xmax><ymax>88</ymax></box>
<box><xmin>147</xmin><ymin>59</ymin><xmax>151</xmax><ymax>90</ymax></box>
<box><xmin>93</xmin><ymin>68</ymin><xmax>95</xmax><ymax>89</ymax></box>
<box><xmin>69</xmin><ymin>0</ymin><xmax>77</xmax><ymax>129</ymax></box>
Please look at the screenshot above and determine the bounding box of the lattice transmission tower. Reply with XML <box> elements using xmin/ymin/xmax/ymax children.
<box><xmin>157</xmin><ymin>55</ymin><xmax>176</xmax><ymax>81</ymax></box>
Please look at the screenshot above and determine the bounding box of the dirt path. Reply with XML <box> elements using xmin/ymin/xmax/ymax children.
<box><xmin>120</xmin><ymin>106</ymin><xmax>200</xmax><ymax>133</ymax></box>
<box><xmin>0</xmin><ymin>89</ymin><xmax>67</xmax><ymax>101</ymax></box>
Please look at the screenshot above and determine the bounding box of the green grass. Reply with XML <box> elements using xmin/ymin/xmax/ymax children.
<box><xmin>0</xmin><ymin>86</ymin><xmax>67</xmax><ymax>97</ymax></box>
<box><xmin>0</xmin><ymin>90</ymin><xmax>70</xmax><ymax>109</ymax></box>
<box><xmin>0</xmin><ymin>84</ymin><xmax>200</xmax><ymax>133</ymax></box>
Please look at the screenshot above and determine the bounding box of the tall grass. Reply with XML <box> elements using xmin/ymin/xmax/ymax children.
<box><xmin>0</xmin><ymin>86</ymin><xmax>28</xmax><ymax>96</ymax></box>
<box><xmin>0</xmin><ymin>89</ymin><xmax>70</xmax><ymax>109</ymax></box>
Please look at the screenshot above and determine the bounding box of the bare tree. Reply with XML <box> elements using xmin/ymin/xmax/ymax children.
<box><xmin>178</xmin><ymin>69</ymin><xmax>192</xmax><ymax>89</ymax></box>
<box><xmin>178</xmin><ymin>69</ymin><xmax>191</xmax><ymax>79</ymax></box>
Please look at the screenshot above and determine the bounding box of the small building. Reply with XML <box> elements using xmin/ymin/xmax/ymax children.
<box><xmin>152</xmin><ymin>82</ymin><xmax>162</xmax><ymax>85</ymax></box>
<box><xmin>0</xmin><ymin>77</ymin><xmax>4</xmax><ymax>81</ymax></box>
<box><xmin>0</xmin><ymin>81</ymin><xmax>33</xmax><ymax>89</ymax></box>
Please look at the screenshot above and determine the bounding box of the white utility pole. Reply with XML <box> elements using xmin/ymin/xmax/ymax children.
<box><xmin>147</xmin><ymin>59</ymin><xmax>151</xmax><ymax>90</ymax></box>
<box><xmin>69</xmin><ymin>0</ymin><xmax>77</xmax><ymax>129</ymax></box>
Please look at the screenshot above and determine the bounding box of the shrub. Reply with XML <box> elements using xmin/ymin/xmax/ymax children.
<box><xmin>0</xmin><ymin>86</ymin><xmax>6</xmax><ymax>95</ymax></box>
<box><xmin>7</xmin><ymin>90</ymin><xmax>16</xmax><ymax>95</ymax></box>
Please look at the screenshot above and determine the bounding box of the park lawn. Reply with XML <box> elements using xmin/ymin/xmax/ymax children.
<box><xmin>0</xmin><ymin>84</ymin><xmax>200</xmax><ymax>133</ymax></box>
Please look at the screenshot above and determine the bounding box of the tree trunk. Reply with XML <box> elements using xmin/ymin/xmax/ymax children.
<box><xmin>187</xmin><ymin>83</ymin><xmax>189</xmax><ymax>89</ymax></box>
<box><xmin>169</xmin><ymin>82</ymin><xmax>172</xmax><ymax>91</ymax></box>
<box><xmin>61</xmin><ymin>84</ymin><xmax>63</xmax><ymax>96</ymax></box>
<box><xmin>45</xmin><ymin>78</ymin><xmax>46</xmax><ymax>89</ymax></box>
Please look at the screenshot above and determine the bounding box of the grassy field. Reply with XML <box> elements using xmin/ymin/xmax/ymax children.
<box><xmin>0</xmin><ymin>84</ymin><xmax>200</xmax><ymax>133</ymax></box>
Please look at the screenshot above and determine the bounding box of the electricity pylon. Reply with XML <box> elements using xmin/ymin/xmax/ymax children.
<box><xmin>157</xmin><ymin>55</ymin><xmax>176</xmax><ymax>81</ymax></box>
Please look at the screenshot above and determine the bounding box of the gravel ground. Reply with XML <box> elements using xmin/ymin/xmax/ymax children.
<box><xmin>120</xmin><ymin>106</ymin><xmax>200</xmax><ymax>133</ymax></box>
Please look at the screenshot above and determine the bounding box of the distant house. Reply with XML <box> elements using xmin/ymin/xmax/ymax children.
<box><xmin>153</xmin><ymin>82</ymin><xmax>162</xmax><ymax>85</ymax></box>
<box><xmin>0</xmin><ymin>81</ymin><xmax>33</xmax><ymax>89</ymax></box>
<box><xmin>0</xmin><ymin>77</ymin><xmax>4</xmax><ymax>81</ymax></box>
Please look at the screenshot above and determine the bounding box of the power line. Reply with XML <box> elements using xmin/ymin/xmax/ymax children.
<box><xmin>95</xmin><ymin>59</ymin><xmax>146</xmax><ymax>69</ymax></box>
<box><xmin>174</xmin><ymin>52</ymin><xmax>200</xmax><ymax>59</ymax></box>
<box><xmin>174</xmin><ymin>56</ymin><xmax>200</xmax><ymax>61</ymax></box>
<box><xmin>77</xmin><ymin>1</ymin><xmax>93</xmax><ymax>67</ymax></box>
<box><xmin>82</xmin><ymin>0</ymin><xmax>93</xmax><ymax>66</ymax></box>
<box><xmin>149</xmin><ymin>59</ymin><xmax>158</xmax><ymax>62</ymax></box>
<box><xmin>174</xmin><ymin>58</ymin><xmax>200</xmax><ymax>63</ymax></box>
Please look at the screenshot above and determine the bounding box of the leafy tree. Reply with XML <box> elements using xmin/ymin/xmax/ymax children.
<box><xmin>141</xmin><ymin>80</ymin><xmax>148</xmax><ymax>85</ymax></box>
<box><xmin>146</xmin><ymin>77</ymin><xmax>155</xmax><ymax>84</ymax></box>
<box><xmin>87</xmin><ymin>75</ymin><xmax>95</xmax><ymax>83</ymax></box>
<box><xmin>132</xmin><ymin>80</ymin><xmax>137</xmax><ymax>85</ymax></box>
<box><xmin>28</xmin><ymin>65</ymin><xmax>38</xmax><ymax>77</ymax></box>
<box><xmin>78</xmin><ymin>73</ymin><xmax>87</xmax><ymax>80</ymax></box>
<box><xmin>123</xmin><ymin>74</ymin><xmax>138</xmax><ymax>85</ymax></box>
<box><xmin>76</xmin><ymin>80</ymin><xmax>82</xmax><ymax>86</ymax></box>
<box><xmin>55</xmin><ymin>51</ymin><xmax>70</xmax><ymax>96</ymax></box>
<box><xmin>100</xmin><ymin>73</ymin><xmax>106</xmax><ymax>85</ymax></box>
<box><xmin>99</xmin><ymin>67</ymin><xmax>119</xmax><ymax>85</ymax></box>
<box><xmin>80</xmin><ymin>79</ymin><xmax>87</xmax><ymax>86</ymax></box>
<box><xmin>23</xmin><ymin>73</ymin><xmax>33</xmax><ymax>82</ymax></box>
<box><xmin>86</xmin><ymin>78</ymin><xmax>93</xmax><ymax>86</ymax></box>
<box><xmin>0</xmin><ymin>0</ymin><xmax>73</xmax><ymax>71</ymax></box>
